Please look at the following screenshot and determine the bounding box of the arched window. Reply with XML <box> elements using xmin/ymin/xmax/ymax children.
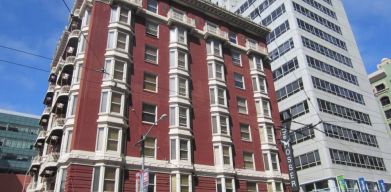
<box><xmin>380</xmin><ymin>96</ymin><xmax>390</xmax><ymax>106</ymax></box>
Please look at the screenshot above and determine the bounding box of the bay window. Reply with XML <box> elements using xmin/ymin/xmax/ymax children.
<box><xmin>72</xmin><ymin>62</ymin><xmax>83</xmax><ymax>84</ymax></box>
<box><xmin>170</xmin><ymin>27</ymin><xmax>187</xmax><ymax>45</ymax></box>
<box><xmin>262</xmin><ymin>151</ymin><xmax>280</xmax><ymax>172</ymax></box>
<box><xmin>249</xmin><ymin>56</ymin><xmax>263</xmax><ymax>71</ymax></box>
<box><xmin>216</xmin><ymin>177</ymin><xmax>235</xmax><ymax>192</ymax></box>
<box><xmin>110</xmin><ymin>6</ymin><xmax>131</xmax><ymax>25</ymax></box>
<box><xmin>211</xmin><ymin>114</ymin><xmax>229</xmax><ymax>135</ymax></box>
<box><xmin>170</xmin><ymin>138</ymin><xmax>191</xmax><ymax>161</ymax></box>
<box><xmin>213</xmin><ymin>144</ymin><xmax>232</xmax><ymax>166</ymax></box>
<box><xmin>252</xmin><ymin>75</ymin><xmax>266</xmax><ymax>93</ymax></box>
<box><xmin>208</xmin><ymin>61</ymin><xmax>225</xmax><ymax>81</ymax></box>
<box><xmin>169</xmin><ymin>49</ymin><xmax>188</xmax><ymax>70</ymax></box>
<box><xmin>170</xmin><ymin>174</ymin><xmax>192</xmax><ymax>192</ymax></box>
<box><xmin>60</xmin><ymin>129</ymin><xmax>73</xmax><ymax>154</ymax></box>
<box><xmin>67</xmin><ymin>94</ymin><xmax>78</xmax><ymax>117</ymax></box>
<box><xmin>206</xmin><ymin>39</ymin><xmax>222</xmax><ymax>57</ymax></box>
<box><xmin>103</xmin><ymin>58</ymin><xmax>127</xmax><ymax>82</ymax></box>
<box><xmin>107</xmin><ymin>30</ymin><xmax>129</xmax><ymax>51</ymax></box>
<box><xmin>99</xmin><ymin>91</ymin><xmax>124</xmax><ymax>114</ymax></box>
<box><xmin>209</xmin><ymin>86</ymin><xmax>227</xmax><ymax>106</ymax></box>
<box><xmin>92</xmin><ymin>166</ymin><xmax>121</xmax><ymax>192</ymax></box>
<box><xmin>169</xmin><ymin>105</ymin><xmax>190</xmax><ymax>128</ymax></box>
<box><xmin>169</xmin><ymin>76</ymin><xmax>188</xmax><ymax>97</ymax></box>
<box><xmin>95</xmin><ymin>127</ymin><xmax>122</xmax><ymax>153</ymax></box>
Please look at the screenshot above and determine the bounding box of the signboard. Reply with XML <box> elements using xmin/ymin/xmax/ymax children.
<box><xmin>136</xmin><ymin>170</ymin><xmax>150</xmax><ymax>192</ymax></box>
<box><xmin>336</xmin><ymin>175</ymin><xmax>348</xmax><ymax>192</ymax></box>
<box><xmin>281</xmin><ymin>121</ymin><xmax>300</xmax><ymax>192</ymax></box>
<box><xmin>358</xmin><ymin>177</ymin><xmax>368</xmax><ymax>192</ymax></box>
<box><xmin>378</xmin><ymin>180</ymin><xmax>386</xmax><ymax>192</ymax></box>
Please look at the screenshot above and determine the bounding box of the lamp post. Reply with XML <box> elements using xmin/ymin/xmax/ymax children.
<box><xmin>136</xmin><ymin>114</ymin><xmax>167</xmax><ymax>192</ymax></box>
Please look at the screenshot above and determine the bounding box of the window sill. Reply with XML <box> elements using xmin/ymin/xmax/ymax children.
<box><xmin>144</xmin><ymin>60</ymin><xmax>159</xmax><ymax>65</ymax></box>
<box><xmin>143</xmin><ymin>89</ymin><xmax>158</xmax><ymax>94</ymax></box>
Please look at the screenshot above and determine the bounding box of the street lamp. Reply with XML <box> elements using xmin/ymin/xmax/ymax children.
<box><xmin>136</xmin><ymin>114</ymin><xmax>167</xmax><ymax>191</ymax></box>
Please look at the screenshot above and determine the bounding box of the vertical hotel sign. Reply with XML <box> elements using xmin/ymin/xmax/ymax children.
<box><xmin>336</xmin><ymin>175</ymin><xmax>347</xmax><ymax>192</ymax></box>
<box><xmin>281</xmin><ymin>120</ymin><xmax>300</xmax><ymax>192</ymax></box>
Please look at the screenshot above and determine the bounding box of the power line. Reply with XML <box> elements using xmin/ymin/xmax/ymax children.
<box><xmin>0</xmin><ymin>44</ymin><xmax>53</xmax><ymax>60</ymax></box>
<box><xmin>0</xmin><ymin>59</ymin><xmax>50</xmax><ymax>73</ymax></box>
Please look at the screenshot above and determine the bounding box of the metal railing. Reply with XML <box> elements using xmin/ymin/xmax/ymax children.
<box><xmin>245</xmin><ymin>39</ymin><xmax>268</xmax><ymax>55</ymax></box>
<box><xmin>54</xmin><ymin>117</ymin><xmax>65</xmax><ymax>127</ymax></box>
<box><xmin>60</xmin><ymin>85</ymin><xmax>70</xmax><ymax>94</ymax></box>
<box><xmin>204</xmin><ymin>24</ymin><xmax>228</xmax><ymax>40</ymax></box>
<box><xmin>168</xmin><ymin>9</ymin><xmax>196</xmax><ymax>28</ymax></box>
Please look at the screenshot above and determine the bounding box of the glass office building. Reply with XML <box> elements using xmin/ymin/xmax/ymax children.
<box><xmin>0</xmin><ymin>109</ymin><xmax>40</xmax><ymax>174</ymax></box>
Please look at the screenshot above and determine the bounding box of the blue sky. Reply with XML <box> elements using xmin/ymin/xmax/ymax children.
<box><xmin>0</xmin><ymin>0</ymin><xmax>389</xmax><ymax>115</ymax></box>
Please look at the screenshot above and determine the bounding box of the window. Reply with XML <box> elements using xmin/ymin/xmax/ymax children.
<box><xmin>169</xmin><ymin>105</ymin><xmax>189</xmax><ymax>128</ymax></box>
<box><xmin>266</xmin><ymin>125</ymin><xmax>275</xmax><ymax>143</ymax></box>
<box><xmin>171</xmin><ymin>174</ymin><xmax>191</xmax><ymax>192</ymax></box>
<box><xmin>110</xmin><ymin>6</ymin><xmax>130</xmax><ymax>24</ymax></box>
<box><xmin>169</xmin><ymin>76</ymin><xmax>188</xmax><ymax>97</ymax></box>
<box><xmin>206</xmin><ymin>39</ymin><xmax>222</xmax><ymax>57</ymax></box>
<box><xmin>240</xmin><ymin>123</ymin><xmax>251</xmax><ymax>141</ymax></box>
<box><xmin>142</xmin><ymin>103</ymin><xmax>156</xmax><ymax>123</ymax></box>
<box><xmin>223</xmin><ymin>146</ymin><xmax>231</xmax><ymax>165</ymax></box>
<box><xmin>209</xmin><ymin>86</ymin><xmax>227</xmax><ymax>106</ymax></box>
<box><xmin>169</xmin><ymin>49</ymin><xmax>188</xmax><ymax>70</ymax></box>
<box><xmin>263</xmin><ymin>153</ymin><xmax>270</xmax><ymax>171</ymax></box>
<box><xmin>95</xmin><ymin>127</ymin><xmax>122</xmax><ymax>153</ymax></box>
<box><xmin>267</xmin><ymin>20</ymin><xmax>290</xmax><ymax>44</ymax></box>
<box><xmin>216</xmin><ymin>178</ymin><xmax>235</xmax><ymax>192</ymax></box>
<box><xmin>99</xmin><ymin>91</ymin><xmax>123</xmax><ymax>114</ymax></box>
<box><xmin>380</xmin><ymin>96</ymin><xmax>390</xmax><ymax>106</ymax></box>
<box><xmin>280</xmin><ymin>100</ymin><xmax>309</xmax><ymax>120</ymax></box>
<box><xmin>92</xmin><ymin>166</ymin><xmax>120</xmax><ymax>192</ymax></box>
<box><xmin>68</xmin><ymin>94</ymin><xmax>78</xmax><ymax>116</ymax></box>
<box><xmin>170</xmin><ymin>27</ymin><xmax>187</xmax><ymax>44</ymax></box>
<box><xmin>385</xmin><ymin>109</ymin><xmax>391</xmax><ymax>119</ymax></box>
<box><xmin>302</xmin><ymin>36</ymin><xmax>352</xmax><ymax>67</ymax></box>
<box><xmin>237</xmin><ymin>97</ymin><xmax>248</xmax><ymax>114</ymax></box>
<box><xmin>269</xmin><ymin>38</ymin><xmax>294</xmax><ymax>61</ymax></box>
<box><xmin>295</xmin><ymin>150</ymin><xmax>321</xmax><ymax>170</ymax></box>
<box><xmin>104</xmin><ymin>59</ymin><xmax>126</xmax><ymax>81</ymax></box>
<box><xmin>376</xmin><ymin>83</ymin><xmax>386</xmax><ymax>92</ymax></box>
<box><xmin>243</xmin><ymin>152</ymin><xmax>254</xmax><ymax>169</ymax></box>
<box><xmin>247</xmin><ymin>182</ymin><xmax>257</xmax><ymax>192</ymax></box>
<box><xmin>252</xmin><ymin>75</ymin><xmax>266</xmax><ymax>93</ymax></box>
<box><xmin>261</xmin><ymin>4</ymin><xmax>286</xmax><ymax>26</ymax></box>
<box><xmin>72</xmin><ymin>63</ymin><xmax>83</xmax><ymax>84</ymax></box>
<box><xmin>81</xmin><ymin>9</ymin><xmax>90</xmax><ymax>27</ymax></box>
<box><xmin>56</xmin><ymin>168</ymin><xmax>67</xmax><ymax>192</ymax></box>
<box><xmin>144</xmin><ymin>137</ymin><xmax>156</xmax><ymax>158</ymax></box>
<box><xmin>62</xmin><ymin>129</ymin><xmax>73</xmax><ymax>154</ymax></box>
<box><xmin>148</xmin><ymin>173</ymin><xmax>156</xmax><ymax>192</ymax></box>
<box><xmin>145</xmin><ymin>45</ymin><xmax>158</xmax><ymax>64</ymax></box>
<box><xmin>147</xmin><ymin>0</ymin><xmax>158</xmax><ymax>13</ymax></box>
<box><xmin>234</xmin><ymin>73</ymin><xmax>245</xmax><ymax>89</ymax></box>
<box><xmin>276</xmin><ymin>78</ymin><xmax>304</xmax><ymax>102</ymax></box>
<box><xmin>208</xmin><ymin>61</ymin><xmax>225</xmax><ymax>81</ymax></box>
<box><xmin>146</xmin><ymin>20</ymin><xmax>159</xmax><ymax>37</ymax></box>
<box><xmin>249</xmin><ymin>56</ymin><xmax>263</xmax><ymax>71</ymax></box>
<box><xmin>262</xmin><ymin>99</ymin><xmax>271</xmax><ymax>117</ymax></box>
<box><xmin>170</xmin><ymin>138</ymin><xmax>190</xmax><ymax>161</ymax></box>
<box><xmin>77</xmin><ymin>35</ymin><xmax>87</xmax><ymax>54</ymax></box>
<box><xmin>229</xmin><ymin>32</ymin><xmax>237</xmax><ymax>44</ymax></box>
<box><xmin>323</xmin><ymin>123</ymin><xmax>378</xmax><ymax>147</ymax></box>
<box><xmin>211</xmin><ymin>115</ymin><xmax>229</xmax><ymax>135</ymax></box>
<box><xmin>271</xmin><ymin>153</ymin><xmax>279</xmax><ymax>171</ymax></box>
<box><xmin>231</xmin><ymin>50</ymin><xmax>241</xmax><ymax>66</ymax></box>
<box><xmin>144</xmin><ymin>73</ymin><xmax>157</xmax><ymax>92</ymax></box>
<box><xmin>272</xmin><ymin>57</ymin><xmax>299</xmax><ymax>81</ymax></box>
<box><xmin>107</xmin><ymin>30</ymin><xmax>128</xmax><ymax>51</ymax></box>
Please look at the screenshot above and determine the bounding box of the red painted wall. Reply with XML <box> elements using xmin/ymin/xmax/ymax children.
<box><xmin>65</xmin><ymin>164</ymin><xmax>93</xmax><ymax>192</ymax></box>
<box><xmin>0</xmin><ymin>174</ymin><xmax>30</xmax><ymax>192</ymax></box>
<box><xmin>71</xmin><ymin>1</ymin><xmax>110</xmax><ymax>151</ymax></box>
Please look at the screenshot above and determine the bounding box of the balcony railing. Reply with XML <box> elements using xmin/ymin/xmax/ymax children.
<box><xmin>203</xmin><ymin>24</ymin><xmax>228</xmax><ymax>41</ymax></box>
<box><xmin>54</xmin><ymin>117</ymin><xmax>65</xmax><ymax>127</ymax></box>
<box><xmin>65</xmin><ymin>56</ymin><xmax>76</xmax><ymax>65</ymax></box>
<box><xmin>37</xmin><ymin>130</ymin><xmax>47</xmax><ymax>139</ymax></box>
<box><xmin>245</xmin><ymin>40</ymin><xmax>268</xmax><ymax>55</ymax></box>
<box><xmin>167</xmin><ymin>9</ymin><xmax>196</xmax><ymax>28</ymax></box>
<box><xmin>32</xmin><ymin>155</ymin><xmax>42</xmax><ymax>164</ymax></box>
<box><xmin>45</xmin><ymin>152</ymin><xmax>60</xmax><ymax>163</ymax></box>
<box><xmin>60</xmin><ymin>85</ymin><xmax>70</xmax><ymax>95</ymax></box>
<box><xmin>69</xmin><ymin>29</ymin><xmax>81</xmax><ymax>38</ymax></box>
<box><xmin>43</xmin><ymin>106</ymin><xmax>52</xmax><ymax>114</ymax></box>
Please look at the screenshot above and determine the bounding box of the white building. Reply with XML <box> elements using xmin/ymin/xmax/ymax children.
<box><xmin>215</xmin><ymin>0</ymin><xmax>391</xmax><ymax>191</ymax></box>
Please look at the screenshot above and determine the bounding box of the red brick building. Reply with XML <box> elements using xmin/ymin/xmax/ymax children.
<box><xmin>27</xmin><ymin>0</ymin><xmax>289</xmax><ymax>191</ymax></box>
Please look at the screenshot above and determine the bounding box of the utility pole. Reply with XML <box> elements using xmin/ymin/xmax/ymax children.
<box><xmin>135</xmin><ymin>114</ymin><xmax>167</xmax><ymax>192</ymax></box>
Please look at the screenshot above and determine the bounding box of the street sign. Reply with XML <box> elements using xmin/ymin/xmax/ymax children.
<box><xmin>336</xmin><ymin>175</ymin><xmax>348</xmax><ymax>192</ymax></box>
<box><xmin>378</xmin><ymin>180</ymin><xmax>386</xmax><ymax>192</ymax></box>
<box><xmin>136</xmin><ymin>169</ymin><xmax>150</xmax><ymax>192</ymax></box>
<box><xmin>358</xmin><ymin>177</ymin><xmax>368</xmax><ymax>192</ymax></box>
<box><xmin>281</xmin><ymin>121</ymin><xmax>300</xmax><ymax>192</ymax></box>
<box><xmin>143</xmin><ymin>171</ymin><xmax>149</xmax><ymax>191</ymax></box>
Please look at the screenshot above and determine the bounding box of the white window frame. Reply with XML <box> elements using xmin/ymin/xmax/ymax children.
<box><xmin>252</xmin><ymin>75</ymin><xmax>266</xmax><ymax>93</ymax></box>
<box><xmin>170</xmin><ymin>173</ymin><xmax>192</xmax><ymax>192</ymax></box>
<box><xmin>95</xmin><ymin>126</ymin><xmax>123</xmax><ymax>154</ymax></box>
<box><xmin>81</xmin><ymin>9</ymin><xmax>90</xmax><ymax>28</ymax></box>
<box><xmin>260</xmin><ymin>124</ymin><xmax>276</xmax><ymax>144</ymax></box>
<box><xmin>246</xmin><ymin>182</ymin><xmax>258</xmax><ymax>192</ymax></box>
<box><xmin>249</xmin><ymin>55</ymin><xmax>263</xmax><ymax>71</ymax></box>
<box><xmin>169</xmin><ymin>104</ymin><xmax>190</xmax><ymax>128</ymax></box>
<box><xmin>243</xmin><ymin>152</ymin><xmax>255</xmax><ymax>170</ymax></box>
<box><xmin>54</xmin><ymin>167</ymin><xmax>67</xmax><ymax>192</ymax></box>
<box><xmin>99</xmin><ymin>90</ymin><xmax>124</xmax><ymax>115</ymax></box>
<box><xmin>143</xmin><ymin>72</ymin><xmax>158</xmax><ymax>92</ymax></box>
<box><xmin>237</xmin><ymin>97</ymin><xmax>248</xmax><ymax>114</ymax></box>
<box><xmin>91</xmin><ymin>166</ymin><xmax>120</xmax><ymax>192</ymax></box>
<box><xmin>145</xmin><ymin>45</ymin><xmax>159</xmax><ymax>64</ymax></box>
<box><xmin>262</xmin><ymin>99</ymin><xmax>271</xmax><ymax>117</ymax></box>
<box><xmin>170</xmin><ymin>27</ymin><xmax>188</xmax><ymax>45</ymax></box>
<box><xmin>213</xmin><ymin>144</ymin><xmax>233</xmax><ymax>166</ymax></box>
<box><xmin>169</xmin><ymin>49</ymin><xmax>189</xmax><ymax>70</ymax></box>
<box><xmin>231</xmin><ymin>50</ymin><xmax>242</xmax><ymax>66</ymax></box>
<box><xmin>146</xmin><ymin>20</ymin><xmax>159</xmax><ymax>37</ymax></box>
<box><xmin>267</xmin><ymin>181</ymin><xmax>284</xmax><ymax>192</ymax></box>
<box><xmin>60</xmin><ymin>128</ymin><xmax>73</xmax><ymax>155</ymax></box>
<box><xmin>240</xmin><ymin>123</ymin><xmax>252</xmax><ymax>141</ymax></box>
<box><xmin>169</xmin><ymin>137</ymin><xmax>191</xmax><ymax>162</ymax></box>
<box><xmin>206</xmin><ymin>39</ymin><xmax>222</xmax><ymax>57</ymax></box>
<box><xmin>142</xmin><ymin>103</ymin><xmax>157</xmax><ymax>124</ymax></box>
<box><xmin>107</xmin><ymin>29</ymin><xmax>129</xmax><ymax>52</ymax></box>
<box><xmin>209</xmin><ymin>86</ymin><xmax>227</xmax><ymax>107</ymax></box>
<box><xmin>169</xmin><ymin>76</ymin><xmax>189</xmax><ymax>98</ymax></box>
<box><xmin>211</xmin><ymin>114</ymin><xmax>230</xmax><ymax>136</ymax></box>
<box><xmin>77</xmin><ymin>34</ymin><xmax>87</xmax><ymax>54</ymax></box>
<box><xmin>147</xmin><ymin>0</ymin><xmax>158</xmax><ymax>14</ymax></box>
<box><xmin>67</xmin><ymin>93</ymin><xmax>78</xmax><ymax>117</ymax></box>
<box><xmin>144</xmin><ymin>137</ymin><xmax>157</xmax><ymax>159</ymax></box>
<box><xmin>229</xmin><ymin>32</ymin><xmax>237</xmax><ymax>44</ymax></box>
<box><xmin>208</xmin><ymin>61</ymin><xmax>225</xmax><ymax>81</ymax></box>
<box><xmin>72</xmin><ymin>62</ymin><xmax>83</xmax><ymax>84</ymax></box>
<box><xmin>216</xmin><ymin>177</ymin><xmax>236</xmax><ymax>192</ymax></box>
<box><xmin>263</xmin><ymin>152</ymin><xmax>280</xmax><ymax>172</ymax></box>
<box><xmin>234</xmin><ymin>72</ymin><xmax>245</xmax><ymax>89</ymax></box>
<box><xmin>110</xmin><ymin>5</ymin><xmax>131</xmax><ymax>25</ymax></box>
<box><xmin>103</xmin><ymin>58</ymin><xmax>127</xmax><ymax>82</ymax></box>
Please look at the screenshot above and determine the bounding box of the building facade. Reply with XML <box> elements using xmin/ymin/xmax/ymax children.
<box><xmin>0</xmin><ymin>109</ymin><xmax>39</xmax><ymax>174</ymax></box>
<box><xmin>228</xmin><ymin>0</ymin><xmax>391</xmax><ymax>191</ymax></box>
<box><xmin>369</xmin><ymin>58</ymin><xmax>391</xmax><ymax>130</ymax></box>
<box><xmin>27</xmin><ymin>0</ymin><xmax>290</xmax><ymax>191</ymax></box>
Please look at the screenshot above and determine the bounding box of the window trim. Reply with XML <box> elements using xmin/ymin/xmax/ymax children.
<box><xmin>144</xmin><ymin>45</ymin><xmax>159</xmax><ymax>64</ymax></box>
<box><xmin>240</xmin><ymin>123</ymin><xmax>252</xmax><ymax>141</ymax></box>
<box><xmin>99</xmin><ymin>90</ymin><xmax>125</xmax><ymax>115</ymax></box>
<box><xmin>169</xmin><ymin>104</ymin><xmax>190</xmax><ymax>128</ymax></box>
<box><xmin>107</xmin><ymin>29</ymin><xmax>129</xmax><ymax>52</ymax></box>
<box><xmin>146</xmin><ymin>20</ymin><xmax>159</xmax><ymax>37</ymax></box>
<box><xmin>234</xmin><ymin>72</ymin><xmax>245</xmax><ymax>89</ymax></box>
<box><xmin>169</xmin><ymin>137</ymin><xmax>191</xmax><ymax>162</ymax></box>
<box><xmin>143</xmin><ymin>72</ymin><xmax>158</xmax><ymax>93</ymax></box>
<box><xmin>237</xmin><ymin>97</ymin><xmax>248</xmax><ymax>114</ymax></box>
<box><xmin>169</xmin><ymin>49</ymin><xmax>189</xmax><ymax>71</ymax></box>
<box><xmin>103</xmin><ymin>58</ymin><xmax>127</xmax><ymax>82</ymax></box>
<box><xmin>211</xmin><ymin>114</ymin><xmax>230</xmax><ymax>136</ymax></box>
<box><xmin>110</xmin><ymin>5</ymin><xmax>131</xmax><ymax>25</ymax></box>
<box><xmin>147</xmin><ymin>0</ymin><xmax>158</xmax><ymax>14</ymax></box>
<box><xmin>243</xmin><ymin>152</ymin><xmax>255</xmax><ymax>170</ymax></box>
<box><xmin>142</xmin><ymin>103</ymin><xmax>157</xmax><ymax>124</ymax></box>
<box><xmin>91</xmin><ymin>166</ymin><xmax>120</xmax><ymax>192</ymax></box>
<box><xmin>95</xmin><ymin>126</ymin><xmax>123</xmax><ymax>154</ymax></box>
<box><xmin>231</xmin><ymin>50</ymin><xmax>242</xmax><ymax>66</ymax></box>
<box><xmin>170</xmin><ymin>173</ymin><xmax>192</xmax><ymax>192</ymax></box>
